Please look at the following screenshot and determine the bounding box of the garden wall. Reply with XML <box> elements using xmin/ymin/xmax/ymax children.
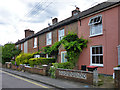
<box><xmin>56</xmin><ymin>68</ymin><xmax>98</xmax><ymax>85</ymax></box>
<box><xmin>5</xmin><ymin>63</ymin><xmax>48</xmax><ymax>76</ymax></box>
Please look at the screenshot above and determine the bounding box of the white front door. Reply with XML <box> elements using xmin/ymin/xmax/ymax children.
<box><xmin>61</xmin><ymin>51</ymin><xmax>67</xmax><ymax>63</ymax></box>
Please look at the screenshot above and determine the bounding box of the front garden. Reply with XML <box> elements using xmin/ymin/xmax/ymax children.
<box><xmin>5</xmin><ymin>32</ymin><xmax>89</xmax><ymax>80</ymax></box>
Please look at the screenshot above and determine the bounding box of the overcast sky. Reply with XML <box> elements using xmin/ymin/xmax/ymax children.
<box><xmin>0</xmin><ymin>0</ymin><xmax>108</xmax><ymax>45</ymax></box>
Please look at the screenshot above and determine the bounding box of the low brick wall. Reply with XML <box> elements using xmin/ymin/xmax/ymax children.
<box><xmin>56</xmin><ymin>68</ymin><xmax>96</xmax><ymax>85</ymax></box>
<box><xmin>11</xmin><ymin>64</ymin><xmax>18</xmax><ymax>70</ymax></box>
<box><xmin>25</xmin><ymin>67</ymin><xmax>47</xmax><ymax>76</ymax></box>
<box><xmin>5</xmin><ymin>63</ymin><xmax>48</xmax><ymax>76</ymax></box>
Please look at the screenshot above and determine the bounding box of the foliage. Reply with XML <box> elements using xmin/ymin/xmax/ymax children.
<box><xmin>49</xmin><ymin>62</ymin><xmax>74</xmax><ymax>78</ymax></box>
<box><xmin>11</xmin><ymin>60</ymin><xmax>15</xmax><ymax>65</ymax></box>
<box><xmin>53</xmin><ymin>62</ymin><xmax>74</xmax><ymax>69</ymax></box>
<box><xmin>0</xmin><ymin>46</ymin><xmax>2</xmax><ymax>63</ymax></box>
<box><xmin>2</xmin><ymin>43</ymin><xmax>21</xmax><ymax>64</ymax></box>
<box><xmin>49</xmin><ymin>66</ymin><xmax>56</xmax><ymax>78</ymax></box>
<box><xmin>32</xmin><ymin>52</ymin><xmax>40</xmax><ymax>55</ymax></box>
<box><xmin>29</xmin><ymin>58</ymin><xmax>55</xmax><ymax>67</ymax></box>
<box><xmin>15</xmin><ymin>53</ymin><xmax>33</xmax><ymax>65</ymax></box>
<box><xmin>42</xmin><ymin>41</ymin><xmax>61</xmax><ymax>60</ymax></box>
<box><xmin>61</xmin><ymin>32</ymin><xmax>88</xmax><ymax>66</ymax></box>
<box><xmin>117</xmin><ymin>65</ymin><xmax>120</xmax><ymax>67</ymax></box>
<box><xmin>42</xmin><ymin>32</ymin><xmax>88</xmax><ymax>67</ymax></box>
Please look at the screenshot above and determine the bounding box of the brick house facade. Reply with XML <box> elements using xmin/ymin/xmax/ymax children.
<box><xmin>15</xmin><ymin>1</ymin><xmax>120</xmax><ymax>75</ymax></box>
<box><xmin>77</xmin><ymin>1</ymin><xmax>120</xmax><ymax>75</ymax></box>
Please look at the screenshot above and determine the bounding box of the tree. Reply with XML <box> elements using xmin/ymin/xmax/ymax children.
<box><xmin>2</xmin><ymin>43</ymin><xmax>21</xmax><ymax>64</ymax></box>
<box><xmin>0</xmin><ymin>45</ymin><xmax>2</xmax><ymax>63</ymax></box>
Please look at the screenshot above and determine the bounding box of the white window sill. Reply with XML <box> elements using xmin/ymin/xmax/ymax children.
<box><xmin>90</xmin><ymin>64</ymin><xmax>103</xmax><ymax>67</ymax></box>
<box><xmin>89</xmin><ymin>33</ymin><xmax>103</xmax><ymax>38</ymax></box>
<box><xmin>33</xmin><ymin>46</ymin><xmax>37</xmax><ymax>48</ymax></box>
<box><xmin>46</xmin><ymin>44</ymin><xmax>51</xmax><ymax>46</ymax></box>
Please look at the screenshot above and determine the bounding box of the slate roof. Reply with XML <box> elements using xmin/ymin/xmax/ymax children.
<box><xmin>15</xmin><ymin>1</ymin><xmax>120</xmax><ymax>45</ymax></box>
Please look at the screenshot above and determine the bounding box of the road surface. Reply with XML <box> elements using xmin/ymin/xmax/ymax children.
<box><xmin>1</xmin><ymin>70</ymin><xmax>54</xmax><ymax>89</ymax></box>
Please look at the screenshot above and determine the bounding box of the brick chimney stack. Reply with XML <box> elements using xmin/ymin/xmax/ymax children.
<box><xmin>24</xmin><ymin>29</ymin><xmax>34</xmax><ymax>38</ymax></box>
<box><xmin>72</xmin><ymin>7</ymin><xmax>80</xmax><ymax>16</ymax></box>
<box><xmin>52</xmin><ymin>18</ymin><xmax>58</xmax><ymax>25</ymax></box>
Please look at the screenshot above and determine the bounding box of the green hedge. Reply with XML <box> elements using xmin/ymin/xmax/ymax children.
<box><xmin>53</xmin><ymin>62</ymin><xmax>74</xmax><ymax>69</ymax></box>
<box><xmin>15</xmin><ymin>53</ymin><xmax>33</xmax><ymax>65</ymax></box>
<box><xmin>29</xmin><ymin>58</ymin><xmax>55</xmax><ymax>67</ymax></box>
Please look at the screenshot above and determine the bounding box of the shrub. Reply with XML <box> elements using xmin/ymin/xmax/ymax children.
<box><xmin>11</xmin><ymin>60</ymin><xmax>15</xmax><ymax>65</ymax></box>
<box><xmin>15</xmin><ymin>53</ymin><xmax>33</xmax><ymax>65</ymax></box>
<box><xmin>29</xmin><ymin>58</ymin><xmax>55</xmax><ymax>67</ymax></box>
<box><xmin>49</xmin><ymin>66</ymin><xmax>56</xmax><ymax>78</ymax></box>
<box><xmin>53</xmin><ymin>62</ymin><xmax>74</xmax><ymax>69</ymax></box>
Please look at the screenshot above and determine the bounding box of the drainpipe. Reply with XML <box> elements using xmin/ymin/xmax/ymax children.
<box><xmin>37</xmin><ymin>36</ymin><xmax>39</xmax><ymax>52</ymax></box>
<box><xmin>118</xmin><ymin>45</ymin><xmax>120</xmax><ymax>65</ymax></box>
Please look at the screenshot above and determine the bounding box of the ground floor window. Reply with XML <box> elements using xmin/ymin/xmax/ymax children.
<box><xmin>61</xmin><ymin>51</ymin><xmax>67</xmax><ymax>63</ymax></box>
<box><xmin>46</xmin><ymin>54</ymin><xmax>52</xmax><ymax>58</ymax></box>
<box><xmin>90</xmin><ymin>45</ymin><xmax>103</xmax><ymax>66</ymax></box>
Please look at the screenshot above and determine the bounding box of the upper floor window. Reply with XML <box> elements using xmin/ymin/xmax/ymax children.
<box><xmin>16</xmin><ymin>45</ymin><xmax>19</xmax><ymax>50</ymax></box>
<box><xmin>46</xmin><ymin>32</ymin><xmax>52</xmax><ymax>45</ymax></box>
<box><xmin>34</xmin><ymin>37</ymin><xmax>37</xmax><ymax>48</ymax></box>
<box><xmin>21</xmin><ymin>44</ymin><xmax>23</xmax><ymax>50</ymax></box>
<box><xmin>58</xmin><ymin>29</ymin><xmax>64</xmax><ymax>41</ymax></box>
<box><xmin>90</xmin><ymin>45</ymin><xmax>103</xmax><ymax>67</ymax></box>
<box><xmin>88</xmin><ymin>15</ymin><xmax>102</xmax><ymax>37</ymax></box>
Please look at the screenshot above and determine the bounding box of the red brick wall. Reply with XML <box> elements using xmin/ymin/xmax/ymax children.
<box><xmin>78</xmin><ymin>7</ymin><xmax>119</xmax><ymax>75</ymax></box>
<box><xmin>118</xmin><ymin>6</ymin><xmax>120</xmax><ymax>45</ymax></box>
<box><xmin>28</xmin><ymin>38</ymin><xmax>38</xmax><ymax>53</ymax></box>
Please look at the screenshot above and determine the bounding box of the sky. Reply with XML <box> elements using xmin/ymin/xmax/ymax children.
<box><xmin>0</xmin><ymin>0</ymin><xmax>108</xmax><ymax>45</ymax></box>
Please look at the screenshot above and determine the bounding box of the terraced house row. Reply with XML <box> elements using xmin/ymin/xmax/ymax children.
<box><xmin>15</xmin><ymin>1</ymin><xmax>120</xmax><ymax>75</ymax></box>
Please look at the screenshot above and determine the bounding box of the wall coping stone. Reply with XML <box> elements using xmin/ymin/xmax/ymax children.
<box><xmin>57</xmin><ymin>68</ymin><xmax>93</xmax><ymax>73</ymax></box>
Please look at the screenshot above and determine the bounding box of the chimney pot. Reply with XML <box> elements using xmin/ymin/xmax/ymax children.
<box><xmin>52</xmin><ymin>18</ymin><xmax>58</xmax><ymax>25</ymax></box>
<box><xmin>72</xmin><ymin>7</ymin><xmax>80</xmax><ymax>16</ymax></box>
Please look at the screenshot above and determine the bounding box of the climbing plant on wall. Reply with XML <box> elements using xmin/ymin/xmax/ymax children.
<box><xmin>42</xmin><ymin>32</ymin><xmax>88</xmax><ymax>66</ymax></box>
<box><xmin>61</xmin><ymin>32</ymin><xmax>88</xmax><ymax>66</ymax></box>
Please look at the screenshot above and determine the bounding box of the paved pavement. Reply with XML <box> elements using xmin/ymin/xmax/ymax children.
<box><xmin>2</xmin><ymin>68</ymin><xmax>94</xmax><ymax>89</ymax></box>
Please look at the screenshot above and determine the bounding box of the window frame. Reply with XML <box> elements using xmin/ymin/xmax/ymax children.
<box><xmin>33</xmin><ymin>37</ymin><xmax>37</xmax><ymax>48</ymax></box>
<box><xmin>21</xmin><ymin>44</ymin><xmax>23</xmax><ymax>50</ymax></box>
<box><xmin>90</xmin><ymin>45</ymin><xmax>103</xmax><ymax>67</ymax></box>
<box><xmin>88</xmin><ymin>15</ymin><xmax>103</xmax><ymax>37</ymax></box>
<box><xmin>46</xmin><ymin>32</ymin><xmax>52</xmax><ymax>45</ymax></box>
<box><xmin>58</xmin><ymin>29</ymin><xmax>64</xmax><ymax>41</ymax></box>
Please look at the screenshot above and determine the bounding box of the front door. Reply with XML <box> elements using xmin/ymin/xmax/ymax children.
<box><xmin>61</xmin><ymin>51</ymin><xmax>67</xmax><ymax>63</ymax></box>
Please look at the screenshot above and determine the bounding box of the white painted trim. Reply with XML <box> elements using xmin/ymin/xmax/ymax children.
<box><xmin>89</xmin><ymin>33</ymin><xmax>103</xmax><ymax>38</ymax></box>
<box><xmin>58</xmin><ymin>29</ymin><xmax>64</xmax><ymax>41</ymax></box>
<box><xmin>88</xmin><ymin>15</ymin><xmax>102</xmax><ymax>25</ymax></box>
<box><xmin>33</xmin><ymin>37</ymin><xmax>37</xmax><ymax>48</ymax></box>
<box><xmin>90</xmin><ymin>45</ymin><xmax>103</xmax><ymax>66</ymax></box>
<box><xmin>21</xmin><ymin>44</ymin><xmax>23</xmax><ymax>50</ymax></box>
<box><xmin>113</xmin><ymin>67</ymin><xmax>120</xmax><ymax>70</ymax></box>
<box><xmin>46</xmin><ymin>32</ymin><xmax>52</xmax><ymax>45</ymax></box>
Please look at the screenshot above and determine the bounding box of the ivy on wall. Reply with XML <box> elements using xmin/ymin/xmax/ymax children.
<box><xmin>42</xmin><ymin>32</ymin><xmax>88</xmax><ymax>66</ymax></box>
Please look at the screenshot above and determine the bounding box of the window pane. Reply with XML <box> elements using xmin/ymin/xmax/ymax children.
<box><xmin>100</xmin><ymin>46</ymin><xmax>103</xmax><ymax>54</ymax></box>
<box><xmin>100</xmin><ymin>56</ymin><xmax>103</xmax><ymax>64</ymax></box>
<box><xmin>96</xmin><ymin>47</ymin><xmax>99</xmax><ymax>54</ymax></box>
<box><xmin>96</xmin><ymin>56</ymin><xmax>99</xmax><ymax>64</ymax></box>
<box><xmin>92</xmin><ymin>56</ymin><xmax>96</xmax><ymax>63</ymax></box>
<box><xmin>92</xmin><ymin>47</ymin><xmax>96</xmax><ymax>54</ymax></box>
